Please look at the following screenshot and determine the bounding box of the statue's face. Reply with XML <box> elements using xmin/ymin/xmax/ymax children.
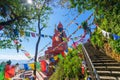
<box><xmin>58</xmin><ymin>28</ymin><xmax>63</xmax><ymax>32</ymax></box>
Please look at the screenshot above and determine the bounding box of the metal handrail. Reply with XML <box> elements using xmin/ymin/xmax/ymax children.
<box><xmin>82</xmin><ymin>44</ymin><xmax>100</xmax><ymax>80</ymax></box>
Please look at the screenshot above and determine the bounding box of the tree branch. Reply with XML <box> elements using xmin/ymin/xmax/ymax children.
<box><xmin>40</xmin><ymin>26</ymin><xmax>45</xmax><ymax>31</ymax></box>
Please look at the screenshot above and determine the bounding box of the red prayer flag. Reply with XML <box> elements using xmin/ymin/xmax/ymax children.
<box><xmin>5</xmin><ymin>65</ymin><xmax>15</xmax><ymax>78</ymax></box>
<box><xmin>61</xmin><ymin>52</ymin><xmax>65</xmax><ymax>57</ymax></box>
<box><xmin>25</xmin><ymin>52</ymin><xmax>31</xmax><ymax>58</ymax></box>
<box><xmin>41</xmin><ymin>60</ymin><xmax>46</xmax><ymax>72</ymax></box>
<box><xmin>31</xmin><ymin>32</ymin><xmax>36</xmax><ymax>37</ymax></box>
<box><xmin>9</xmin><ymin>66</ymin><xmax>15</xmax><ymax>77</ymax></box>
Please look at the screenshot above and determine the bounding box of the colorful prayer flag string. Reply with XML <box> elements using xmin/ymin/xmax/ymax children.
<box><xmin>38</xmin><ymin>42</ymin><xmax>51</xmax><ymax>53</ymax></box>
<box><xmin>95</xmin><ymin>24</ymin><xmax>120</xmax><ymax>40</ymax></box>
<box><xmin>21</xmin><ymin>49</ymin><xmax>33</xmax><ymax>60</ymax></box>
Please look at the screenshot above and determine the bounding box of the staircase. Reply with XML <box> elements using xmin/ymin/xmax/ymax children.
<box><xmin>84</xmin><ymin>43</ymin><xmax>120</xmax><ymax>80</ymax></box>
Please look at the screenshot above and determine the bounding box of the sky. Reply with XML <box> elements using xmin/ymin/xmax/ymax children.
<box><xmin>0</xmin><ymin>5</ymin><xmax>94</xmax><ymax>62</ymax></box>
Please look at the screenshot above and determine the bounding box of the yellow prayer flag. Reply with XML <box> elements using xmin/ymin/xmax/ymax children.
<box><xmin>68</xmin><ymin>47</ymin><xmax>72</xmax><ymax>51</ymax></box>
<box><xmin>5</xmin><ymin>78</ymin><xmax>11</xmax><ymax>80</ymax></box>
<box><xmin>97</xmin><ymin>27</ymin><xmax>102</xmax><ymax>33</ymax></box>
<box><xmin>20</xmin><ymin>30</ymin><xmax>25</xmax><ymax>37</ymax></box>
<box><xmin>54</xmin><ymin>55</ymin><xmax>58</xmax><ymax>60</ymax></box>
<box><xmin>29</xmin><ymin>63</ymin><xmax>34</xmax><ymax>70</ymax></box>
<box><xmin>25</xmin><ymin>78</ymin><xmax>29</xmax><ymax>80</ymax></box>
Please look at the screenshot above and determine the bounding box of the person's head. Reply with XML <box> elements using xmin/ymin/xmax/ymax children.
<box><xmin>16</xmin><ymin>63</ymin><xmax>19</xmax><ymax>66</ymax></box>
<box><xmin>7</xmin><ymin>60</ymin><xmax>11</xmax><ymax>65</ymax></box>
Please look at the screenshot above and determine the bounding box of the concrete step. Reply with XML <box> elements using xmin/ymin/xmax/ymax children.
<box><xmin>95</xmin><ymin>66</ymin><xmax>120</xmax><ymax>71</ymax></box>
<box><xmin>92</xmin><ymin>60</ymin><xmax>117</xmax><ymax>63</ymax></box>
<box><xmin>93</xmin><ymin>58</ymin><xmax>113</xmax><ymax>60</ymax></box>
<box><xmin>84</xmin><ymin>43</ymin><xmax>120</xmax><ymax>80</ymax></box>
<box><xmin>93</xmin><ymin>62</ymin><xmax>120</xmax><ymax>66</ymax></box>
<box><xmin>99</xmin><ymin>76</ymin><xmax>120</xmax><ymax>80</ymax></box>
<box><xmin>97</xmin><ymin>71</ymin><xmax>120</xmax><ymax>76</ymax></box>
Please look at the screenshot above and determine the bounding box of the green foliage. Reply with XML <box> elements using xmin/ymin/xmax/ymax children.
<box><xmin>90</xmin><ymin>29</ymin><xmax>104</xmax><ymax>48</ymax></box>
<box><xmin>110</xmin><ymin>39</ymin><xmax>120</xmax><ymax>53</ymax></box>
<box><xmin>0</xmin><ymin>0</ymin><xmax>52</xmax><ymax>49</ymax></box>
<box><xmin>68</xmin><ymin>0</ymin><xmax>120</xmax><ymax>53</ymax></box>
<box><xmin>50</xmin><ymin>45</ymin><xmax>83</xmax><ymax>80</ymax></box>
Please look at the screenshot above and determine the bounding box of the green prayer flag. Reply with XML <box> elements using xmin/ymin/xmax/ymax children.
<box><xmin>0</xmin><ymin>71</ymin><xmax>4</xmax><ymax>80</ymax></box>
<box><xmin>0</xmin><ymin>65</ymin><xmax>5</xmax><ymax>80</ymax></box>
<box><xmin>0</xmin><ymin>65</ymin><xmax>4</xmax><ymax>71</ymax></box>
<box><xmin>58</xmin><ymin>54</ymin><xmax>64</xmax><ymax>60</ymax></box>
<box><xmin>25</xmin><ymin>32</ymin><xmax>30</xmax><ymax>37</ymax></box>
<box><xmin>62</xmin><ymin>37</ymin><xmax>67</xmax><ymax>42</ymax></box>
<box><xmin>36</xmin><ymin>62</ymin><xmax>41</xmax><ymax>71</ymax></box>
<box><xmin>74</xmin><ymin>37</ymin><xmax>78</xmax><ymax>40</ymax></box>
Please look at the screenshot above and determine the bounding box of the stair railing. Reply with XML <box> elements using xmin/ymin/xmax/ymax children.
<box><xmin>82</xmin><ymin>44</ymin><xmax>100</xmax><ymax>80</ymax></box>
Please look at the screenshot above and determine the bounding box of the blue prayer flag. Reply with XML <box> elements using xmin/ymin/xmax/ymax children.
<box><xmin>24</xmin><ymin>64</ymin><xmax>29</xmax><ymax>71</ymax></box>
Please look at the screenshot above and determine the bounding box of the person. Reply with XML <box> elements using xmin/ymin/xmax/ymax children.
<box><xmin>15</xmin><ymin>63</ymin><xmax>20</xmax><ymax>75</ymax></box>
<box><xmin>4</xmin><ymin>60</ymin><xmax>12</xmax><ymax>79</ymax></box>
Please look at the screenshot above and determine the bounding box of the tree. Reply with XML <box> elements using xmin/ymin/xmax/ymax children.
<box><xmin>65</xmin><ymin>0</ymin><xmax>120</xmax><ymax>53</ymax></box>
<box><xmin>0</xmin><ymin>0</ymin><xmax>51</xmax><ymax>49</ymax></box>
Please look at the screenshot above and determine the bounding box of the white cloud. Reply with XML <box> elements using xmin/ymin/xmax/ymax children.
<box><xmin>0</xmin><ymin>54</ymin><xmax>31</xmax><ymax>60</ymax></box>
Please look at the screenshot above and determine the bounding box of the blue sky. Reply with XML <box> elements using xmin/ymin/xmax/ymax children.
<box><xmin>0</xmin><ymin>7</ymin><xmax>93</xmax><ymax>61</ymax></box>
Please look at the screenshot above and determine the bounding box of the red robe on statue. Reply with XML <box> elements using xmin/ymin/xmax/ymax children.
<box><xmin>45</xmin><ymin>22</ymin><xmax>68</xmax><ymax>56</ymax></box>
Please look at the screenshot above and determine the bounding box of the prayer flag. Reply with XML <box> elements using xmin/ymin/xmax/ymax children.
<box><xmin>25</xmin><ymin>32</ymin><xmax>30</xmax><ymax>37</ymax></box>
<box><xmin>14</xmin><ymin>29</ymin><xmax>19</xmax><ymax>36</ymax></box>
<box><xmin>97</xmin><ymin>27</ymin><xmax>101</xmax><ymax>33</ymax></box>
<box><xmin>49</xmin><ymin>57</ymin><xmax>55</xmax><ymax>62</ymax></box>
<box><xmin>29</xmin><ymin>63</ymin><xmax>34</xmax><ymax>70</ymax></box>
<box><xmin>20</xmin><ymin>30</ymin><xmax>25</xmax><ymax>37</ymax></box>
<box><xmin>113</xmin><ymin>34</ymin><xmax>120</xmax><ymax>40</ymax></box>
<box><xmin>5</xmin><ymin>65</ymin><xmax>11</xmax><ymax>78</ymax></box>
<box><xmin>54</xmin><ymin>55</ymin><xmax>58</xmax><ymax>60</ymax></box>
<box><xmin>49</xmin><ymin>36</ymin><xmax>52</xmax><ymax>39</ymax></box>
<box><xmin>61</xmin><ymin>52</ymin><xmax>65</xmax><ymax>57</ymax></box>
<box><xmin>0</xmin><ymin>71</ymin><xmax>4</xmax><ymax>80</ymax></box>
<box><xmin>58</xmin><ymin>54</ymin><xmax>64</xmax><ymax>60</ymax></box>
<box><xmin>44</xmin><ymin>35</ymin><xmax>48</xmax><ymax>37</ymax></box>
<box><xmin>40</xmin><ymin>60</ymin><xmax>46</xmax><ymax>72</ymax></box>
<box><xmin>21</xmin><ymin>50</ymin><xmax>32</xmax><ymax>60</ymax></box>
<box><xmin>5</xmin><ymin>65</ymin><xmax>15</xmax><ymax>78</ymax></box>
<box><xmin>31</xmin><ymin>32</ymin><xmax>36</xmax><ymax>37</ymax></box>
<box><xmin>101</xmin><ymin>30</ymin><xmax>107</xmax><ymax>37</ymax></box>
<box><xmin>68</xmin><ymin>47</ymin><xmax>72</xmax><ymax>51</ymax></box>
<box><xmin>36</xmin><ymin>33</ymin><xmax>39</xmax><ymax>37</ymax></box>
<box><xmin>9</xmin><ymin>66</ymin><xmax>15</xmax><ymax>77</ymax></box>
<box><xmin>24</xmin><ymin>64</ymin><xmax>29</xmax><ymax>71</ymax></box>
<box><xmin>41</xmin><ymin>34</ymin><xmax>44</xmax><ymax>37</ymax></box>
<box><xmin>106</xmin><ymin>32</ymin><xmax>110</xmax><ymax>39</ymax></box>
<box><xmin>0</xmin><ymin>64</ymin><xmax>5</xmax><ymax>80</ymax></box>
<box><xmin>36</xmin><ymin>62</ymin><xmax>41</xmax><ymax>71</ymax></box>
<box><xmin>25</xmin><ymin>52</ymin><xmax>32</xmax><ymax>59</ymax></box>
